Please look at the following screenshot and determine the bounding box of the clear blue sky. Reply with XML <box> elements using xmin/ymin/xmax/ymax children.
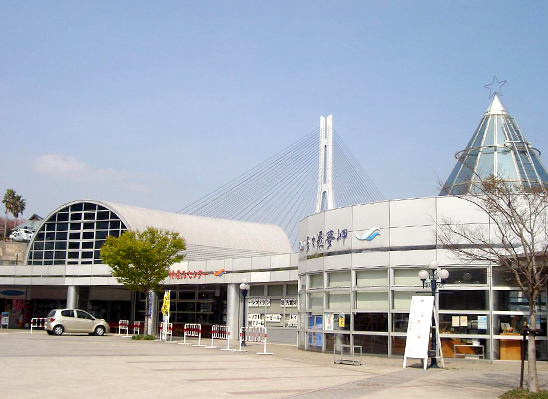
<box><xmin>2</xmin><ymin>1</ymin><xmax>548</xmax><ymax>218</ymax></box>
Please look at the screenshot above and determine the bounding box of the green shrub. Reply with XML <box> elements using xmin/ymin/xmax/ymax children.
<box><xmin>500</xmin><ymin>388</ymin><xmax>548</xmax><ymax>399</ymax></box>
<box><xmin>131</xmin><ymin>334</ymin><xmax>156</xmax><ymax>340</ymax></box>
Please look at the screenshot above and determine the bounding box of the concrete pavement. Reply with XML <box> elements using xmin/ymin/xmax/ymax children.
<box><xmin>0</xmin><ymin>329</ymin><xmax>546</xmax><ymax>398</ymax></box>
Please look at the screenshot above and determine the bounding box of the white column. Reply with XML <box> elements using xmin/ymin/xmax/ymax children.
<box><xmin>67</xmin><ymin>286</ymin><xmax>78</xmax><ymax>309</ymax></box>
<box><xmin>226</xmin><ymin>283</ymin><xmax>240</xmax><ymax>337</ymax></box>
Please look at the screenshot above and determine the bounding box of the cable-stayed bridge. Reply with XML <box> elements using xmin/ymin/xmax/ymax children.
<box><xmin>177</xmin><ymin>116</ymin><xmax>384</xmax><ymax>249</ymax></box>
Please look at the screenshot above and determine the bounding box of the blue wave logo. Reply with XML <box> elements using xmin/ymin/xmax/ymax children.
<box><xmin>354</xmin><ymin>227</ymin><xmax>380</xmax><ymax>241</ymax></box>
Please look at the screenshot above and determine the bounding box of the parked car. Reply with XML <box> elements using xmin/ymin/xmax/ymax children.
<box><xmin>45</xmin><ymin>309</ymin><xmax>110</xmax><ymax>336</ymax></box>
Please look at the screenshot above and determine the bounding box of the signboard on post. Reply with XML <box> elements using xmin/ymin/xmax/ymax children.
<box><xmin>1</xmin><ymin>312</ymin><xmax>9</xmax><ymax>328</ymax></box>
<box><xmin>161</xmin><ymin>290</ymin><xmax>170</xmax><ymax>317</ymax></box>
<box><xmin>147</xmin><ymin>292</ymin><xmax>154</xmax><ymax>317</ymax></box>
<box><xmin>403</xmin><ymin>296</ymin><xmax>434</xmax><ymax>369</ymax></box>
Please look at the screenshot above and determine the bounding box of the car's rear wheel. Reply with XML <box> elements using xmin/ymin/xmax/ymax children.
<box><xmin>52</xmin><ymin>325</ymin><xmax>64</xmax><ymax>336</ymax></box>
<box><xmin>94</xmin><ymin>326</ymin><xmax>106</xmax><ymax>336</ymax></box>
<box><xmin>46</xmin><ymin>330</ymin><xmax>54</xmax><ymax>335</ymax></box>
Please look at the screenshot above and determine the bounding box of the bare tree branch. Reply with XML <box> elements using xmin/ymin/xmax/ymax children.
<box><xmin>437</xmin><ymin>172</ymin><xmax>548</xmax><ymax>392</ymax></box>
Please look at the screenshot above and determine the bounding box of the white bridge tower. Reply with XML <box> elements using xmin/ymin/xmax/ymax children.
<box><xmin>315</xmin><ymin>115</ymin><xmax>335</xmax><ymax>213</ymax></box>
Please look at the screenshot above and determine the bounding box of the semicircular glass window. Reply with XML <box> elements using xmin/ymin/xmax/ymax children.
<box><xmin>27</xmin><ymin>202</ymin><xmax>127</xmax><ymax>266</ymax></box>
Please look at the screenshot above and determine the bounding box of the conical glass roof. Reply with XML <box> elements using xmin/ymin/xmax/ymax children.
<box><xmin>440</xmin><ymin>94</ymin><xmax>548</xmax><ymax>195</ymax></box>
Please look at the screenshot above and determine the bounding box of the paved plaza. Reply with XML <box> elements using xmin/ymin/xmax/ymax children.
<box><xmin>0</xmin><ymin>330</ymin><xmax>547</xmax><ymax>398</ymax></box>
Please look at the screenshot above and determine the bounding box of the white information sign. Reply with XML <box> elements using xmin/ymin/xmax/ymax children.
<box><xmin>280</xmin><ymin>299</ymin><xmax>297</xmax><ymax>308</ymax></box>
<box><xmin>477</xmin><ymin>315</ymin><xmax>488</xmax><ymax>330</ymax></box>
<box><xmin>324</xmin><ymin>313</ymin><xmax>334</xmax><ymax>331</ymax></box>
<box><xmin>248</xmin><ymin>299</ymin><xmax>270</xmax><ymax>307</ymax></box>
<box><xmin>1</xmin><ymin>312</ymin><xmax>9</xmax><ymax>328</ymax></box>
<box><xmin>248</xmin><ymin>313</ymin><xmax>265</xmax><ymax>326</ymax></box>
<box><xmin>265</xmin><ymin>314</ymin><xmax>282</xmax><ymax>323</ymax></box>
<box><xmin>403</xmin><ymin>296</ymin><xmax>434</xmax><ymax>369</ymax></box>
<box><xmin>285</xmin><ymin>314</ymin><xmax>298</xmax><ymax>327</ymax></box>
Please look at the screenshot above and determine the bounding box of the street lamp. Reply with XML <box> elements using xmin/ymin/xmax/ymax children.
<box><xmin>418</xmin><ymin>260</ymin><xmax>449</xmax><ymax>368</ymax></box>
<box><xmin>239</xmin><ymin>278</ymin><xmax>250</xmax><ymax>347</ymax></box>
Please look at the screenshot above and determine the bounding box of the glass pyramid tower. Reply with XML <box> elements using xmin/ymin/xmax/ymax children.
<box><xmin>440</xmin><ymin>94</ymin><xmax>548</xmax><ymax>195</ymax></box>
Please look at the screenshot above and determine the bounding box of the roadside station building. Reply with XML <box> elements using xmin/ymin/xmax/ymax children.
<box><xmin>1</xmin><ymin>94</ymin><xmax>547</xmax><ymax>361</ymax></box>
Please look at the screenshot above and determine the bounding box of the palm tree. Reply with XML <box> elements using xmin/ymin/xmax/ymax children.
<box><xmin>12</xmin><ymin>195</ymin><xmax>26</xmax><ymax>226</ymax></box>
<box><xmin>2</xmin><ymin>189</ymin><xmax>16</xmax><ymax>239</ymax></box>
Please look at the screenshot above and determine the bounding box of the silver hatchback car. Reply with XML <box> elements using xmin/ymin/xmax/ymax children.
<box><xmin>45</xmin><ymin>309</ymin><xmax>110</xmax><ymax>336</ymax></box>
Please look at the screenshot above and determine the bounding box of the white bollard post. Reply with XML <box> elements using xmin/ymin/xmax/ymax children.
<box><xmin>178</xmin><ymin>323</ymin><xmax>192</xmax><ymax>345</ymax></box>
<box><xmin>235</xmin><ymin>327</ymin><xmax>247</xmax><ymax>352</ymax></box>
<box><xmin>193</xmin><ymin>324</ymin><xmax>206</xmax><ymax>347</ymax></box>
<box><xmin>205</xmin><ymin>325</ymin><xmax>219</xmax><ymax>349</ymax></box>
<box><xmin>257</xmin><ymin>326</ymin><xmax>273</xmax><ymax>355</ymax></box>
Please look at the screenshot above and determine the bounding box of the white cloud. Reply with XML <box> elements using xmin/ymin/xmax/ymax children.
<box><xmin>32</xmin><ymin>153</ymin><xmax>152</xmax><ymax>193</ymax></box>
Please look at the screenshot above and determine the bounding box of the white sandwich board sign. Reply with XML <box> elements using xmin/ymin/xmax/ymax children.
<box><xmin>403</xmin><ymin>296</ymin><xmax>434</xmax><ymax>369</ymax></box>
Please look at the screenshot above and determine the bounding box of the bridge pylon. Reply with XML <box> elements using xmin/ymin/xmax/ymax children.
<box><xmin>315</xmin><ymin>115</ymin><xmax>335</xmax><ymax>213</ymax></box>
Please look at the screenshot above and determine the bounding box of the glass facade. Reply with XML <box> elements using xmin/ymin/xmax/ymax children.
<box><xmin>135</xmin><ymin>285</ymin><xmax>227</xmax><ymax>334</ymax></box>
<box><xmin>246</xmin><ymin>283</ymin><xmax>298</xmax><ymax>332</ymax></box>
<box><xmin>440</xmin><ymin>96</ymin><xmax>548</xmax><ymax>195</ymax></box>
<box><xmin>299</xmin><ymin>264</ymin><xmax>548</xmax><ymax>360</ymax></box>
<box><xmin>27</xmin><ymin>202</ymin><xmax>127</xmax><ymax>266</ymax></box>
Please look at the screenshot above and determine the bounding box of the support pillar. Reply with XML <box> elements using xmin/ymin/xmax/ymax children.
<box><xmin>226</xmin><ymin>283</ymin><xmax>239</xmax><ymax>337</ymax></box>
<box><xmin>67</xmin><ymin>286</ymin><xmax>78</xmax><ymax>309</ymax></box>
<box><xmin>130</xmin><ymin>291</ymin><xmax>136</xmax><ymax>325</ymax></box>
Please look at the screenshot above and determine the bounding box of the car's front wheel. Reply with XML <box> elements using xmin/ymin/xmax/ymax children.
<box><xmin>94</xmin><ymin>326</ymin><xmax>106</xmax><ymax>336</ymax></box>
<box><xmin>52</xmin><ymin>325</ymin><xmax>64</xmax><ymax>336</ymax></box>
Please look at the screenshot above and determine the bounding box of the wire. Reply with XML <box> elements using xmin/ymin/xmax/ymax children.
<box><xmin>177</xmin><ymin>125</ymin><xmax>384</xmax><ymax>250</ymax></box>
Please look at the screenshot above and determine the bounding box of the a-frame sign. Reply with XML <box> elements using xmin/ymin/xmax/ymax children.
<box><xmin>403</xmin><ymin>296</ymin><xmax>444</xmax><ymax>369</ymax></box>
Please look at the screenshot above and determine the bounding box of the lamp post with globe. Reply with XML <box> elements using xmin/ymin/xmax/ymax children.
<box><xmin>239</xmin><ymin>278</ymin><xmax>250</xmax><ymax>347</ymax></box>
<box><xmin>418</xmin><ymin>261</ymin><xmax>449</xmax><ymax>368</ymax></box>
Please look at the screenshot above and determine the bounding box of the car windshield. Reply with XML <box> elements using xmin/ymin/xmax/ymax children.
<box><xmin>47</xmin><ymin>310</ymin><xmax>56</xmax><ymax>317</ymax></box>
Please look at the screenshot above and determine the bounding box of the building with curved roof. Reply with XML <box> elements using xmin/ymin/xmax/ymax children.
<box><xmin>25</xmin><ymin>200</ymin><xmax>292</xmax><ymax>266</ymax></box>
<box><xmin>13</xmin><ymin>199</ymin><xmax>298</xmax><ymax>342</ymax></box>
<box><xmin>0</xmin><ymin>90</ymin><xmax>546</xmax><ymax>359</ymax></box>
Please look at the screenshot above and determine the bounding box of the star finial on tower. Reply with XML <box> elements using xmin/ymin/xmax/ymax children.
<box><xmin>484</xmin><ymin>75</ymin><xmax>507</xmax><ymax>99</ymax></box>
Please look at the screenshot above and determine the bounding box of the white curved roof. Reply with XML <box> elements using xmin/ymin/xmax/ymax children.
<box><xmin>77</xmin><ymin>200</ymin><xmax>292</xmax><ymax>260</ymax></box>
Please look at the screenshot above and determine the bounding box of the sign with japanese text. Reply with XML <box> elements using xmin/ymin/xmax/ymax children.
<box><xmin>168</xmin><ymin>268</ymin><xmax>227</xmax><ymax>280</ymax></box>
<box><xmin>248</xmin><ymin>313</ymin><xmax>264</xmax><ymax>326</ymax></box>
<box><xmin>248</xmin><ymin>299</ymin><xmax>271</xmax><ymax>307</ymax></box>
<box><xmin>161</xmin><ymin>290</ymin><xmax>170</xmax><ymax>316</ymax></box>
<box><xmin>338</xmin><ymin>312</ymin><xmax>345</xmax><ymax>328</ymax></box>
<box><xmin>280</xmin><ymin>299</ymin><xmax>297</xmax><ymax>308</ymax></box>
<box><xmin>285</xmin><ymin>314</ymin><xmax>298</xmax><ymax>327</ymax></box>
<box><xmin>325</xmin><ymin>313</ymin><xmax>334</xmax><ymax>330</ymax></box>
<box><xmin>147</xmin><ymin>292</ymin><xmax>153</xmax><ymax>317</ymax></box>
<box><xmin>265</xmin><ymin>314</ymin><xmax>282</xmax><ymax>323</ymax></box>
<box><xmin>169</xmin><ymin>270</ymin><xmax>203</xmax><ymax>280</ymax></box>
<box><xmin>404</xmin><ymin>296</ymin><xmax>434</xmax><ymax>360</ymax></box>
<box><xmin>299</xmin><ymin>229</ymin><xmax>348</xmax><ymax>253</ymax></box>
